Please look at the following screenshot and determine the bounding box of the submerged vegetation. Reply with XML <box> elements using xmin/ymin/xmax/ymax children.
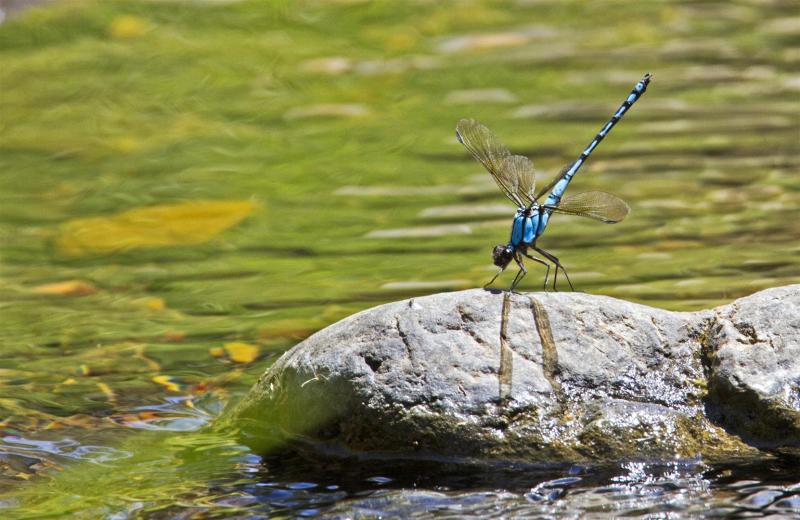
<box><xmin>0</xmin><ymin>0</ymin><xmax>798</xmax><ymax>516</ymax></box>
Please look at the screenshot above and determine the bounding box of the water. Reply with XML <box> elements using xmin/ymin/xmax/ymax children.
<box><xmin>0</xmin><ymin>0</ymin><xmax>798</xmax><ymax>517</ymax></box>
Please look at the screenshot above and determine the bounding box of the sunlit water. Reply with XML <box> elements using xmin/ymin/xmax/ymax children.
<box><xmin>0</xmin><ymin>0</ymin><xmax>798</xmax><ymax>517</ymax></box>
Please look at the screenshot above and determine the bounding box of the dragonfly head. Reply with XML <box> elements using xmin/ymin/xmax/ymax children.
<box><xmin>492</xmin><ymin>244</ymin><xmax>514</xmax><ymax>268</ymax></box>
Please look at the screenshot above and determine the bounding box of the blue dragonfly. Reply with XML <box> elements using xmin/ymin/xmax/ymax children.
<box><xmin>456</xmin><ymin>73</ymin><xmax>651</xmax><ymax>291</ymax></box>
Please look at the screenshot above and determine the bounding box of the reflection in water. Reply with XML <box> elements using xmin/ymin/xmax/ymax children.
<box><xmin>1</xmin><ymin>435</ymin><xmax>131</xmax><ymax>463</ymax></box>
<box><xmin>0</xmin><ymin>0</ymin><xmax>798</xmax><ymax>516</ymax></box>
<box><xmin>211</xmin><ymin>453</ymin><xmax>800</xmax><ymax>518</ymax></box>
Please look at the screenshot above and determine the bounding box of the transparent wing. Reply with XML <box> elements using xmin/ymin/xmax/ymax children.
<box><xmin>456</xmin><ymin>118</ymin><xmax>529</xmax><ymax>207</ymax></box>
<box><xmin>503</xmin><ymin>155</ymin><xmax>536</xmax><ymax>206</ymax></box>
<box><xmin>545</xmin><ymin>191</ymin><xmax>630</xmax><ymax>223</ymax></box>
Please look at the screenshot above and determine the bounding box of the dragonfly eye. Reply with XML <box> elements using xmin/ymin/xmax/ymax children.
<box><xmin>492</xmin><ymin>245</ymin><xmax>513</xmax><ymax>267</ymax></box>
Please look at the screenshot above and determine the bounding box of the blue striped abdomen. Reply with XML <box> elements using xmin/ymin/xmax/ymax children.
<box><xmin>543</xmin><ymin>73</ymin><xmax>651</xmax><ymax>207</ymax></box>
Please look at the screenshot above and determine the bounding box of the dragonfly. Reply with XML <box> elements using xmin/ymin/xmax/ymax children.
<box><xmin>456</xmin><ymin>73</ymin><xmax>651</xmax><ymax>291</ymax></box>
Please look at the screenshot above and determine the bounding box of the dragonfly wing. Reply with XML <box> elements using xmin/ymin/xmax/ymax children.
<box><xmin>545</xmin><ymin>191</ymin><xmax>630</xmax><ymax>223</ymax></box>
<box><xmin>503</xmin><ymin>155</ymin><xmax>536</xmax><ymax>206</ymax></box>
<box><xmin>456</xmin><ymin>118</ymin><xmax>524</xmax><ymax>206</ymax></box>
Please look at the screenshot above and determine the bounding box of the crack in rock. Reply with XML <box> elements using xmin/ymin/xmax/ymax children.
<box><xmin>395</xmin><ymin>315</ymin><xmax>415</xmax><ymax>366</ymax></box>
<box><xmin>457</xmin><ymin>304</ymin><xmax>493</xmax><ymax>352</ymax></box>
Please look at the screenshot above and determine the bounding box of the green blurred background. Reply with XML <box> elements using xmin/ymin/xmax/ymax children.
<box><xmin>0</xmin><ymin>0</ymin><xmax>798</xmax><ymax>516</ymax></box>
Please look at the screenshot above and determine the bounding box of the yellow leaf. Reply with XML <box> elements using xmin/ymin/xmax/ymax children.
<box><xmin>109</xmin><ymin>15</ymin><xmax>149</xmax><ymax>39</ymax></box>
<box><xmin>224</xmin><ymin>342</ymin><xmax>259</xmax><ymax>364</ymax></box>
<box><xmin>144</xmin><ymin>297</ymin><xmax>165</xmax><ymax>311</ymax></box>
<box><xmin>97</xmin><ymin>382</ymin><xmax>115</xmax><ymax>400</ymax></box>
<box><xmin>56</xmin><ymin>199</ymin><xmax>256</xmax><ymax>257</ymax></box>
<box><xmin>152</xmin><ymin>375</ymin><xmax>180</xmax><ymax>392</ymax></box>
<box><xmin>32</xmin><ymin>280</ymin><xmax>97</xmax><ymax>296</ymax></box>
<box><xmin>208</xmin><ymin>347</ymin><xmax>225</xmax><ymax>358</ymax></box>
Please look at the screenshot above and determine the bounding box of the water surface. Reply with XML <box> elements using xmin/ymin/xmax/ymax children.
<box><xmin>0</xmin><ymin>0</ymin><xmax>798</xmax><ymax>517</ymax></box>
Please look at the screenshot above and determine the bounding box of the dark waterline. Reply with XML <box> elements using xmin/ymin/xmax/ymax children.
<box><xmin>163</xmin><ymin>450</ymin><xmax>800</xmax><ymax>518</ymax></box>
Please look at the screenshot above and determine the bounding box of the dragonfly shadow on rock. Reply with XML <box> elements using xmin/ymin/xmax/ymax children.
<box><xmin>498</xmin><ymin>291</ymin><xmax>513</xmax><ymax>402</ymax></box>
<box><xmin>494</xmin><ymin>290</ymin><xmax>563</xmax><ymax>404</ymax></box>
<box><xmin>456</xmin><ymin>73</ymin><xmax>652</xmax><ymax>292</ymax></box>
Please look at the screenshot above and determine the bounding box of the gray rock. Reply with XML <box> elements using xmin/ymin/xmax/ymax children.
<box><xmin>702</xmin><ymin>285</ymin><xmax>800</xmax><ymax>448</ymax></box>
<box><xmin>219</xmin><ymin>285</ymin><xmax>800</xmax><ymax>462</ymax></box>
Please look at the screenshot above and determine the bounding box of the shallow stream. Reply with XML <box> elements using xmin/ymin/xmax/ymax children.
<box><xmin>0</xmin><ymin>0</ymin><xmax>798</xmax><ymax>517</ymax></box>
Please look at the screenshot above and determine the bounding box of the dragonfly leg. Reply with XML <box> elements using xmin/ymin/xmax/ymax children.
<box><xmin>509</xmin><ymin>268</ymin><xmax>525</xmax><ymax>292</ymax></box>
<box><xmin>522</xmin><ymin>252</ymin><xmax>550</xmax><ymax>292</ymax></box>
<box><xmin>531</xmin><ymin>245</ymin><xmax>575</xmax><ymax>292</ymax></box>
<box><xmin>484</xmin><ymin>266</ymin><xmax>506</xmax><ymax>288</ymax></box>
<box><xmin>509</xmin><ymin>253</ymin><xmax>528</xmax><ymax>292</ymax></box>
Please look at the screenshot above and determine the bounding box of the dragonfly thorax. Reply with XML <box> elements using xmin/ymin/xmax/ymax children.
<box><xmin>509</xmin><ymin>205</ymin><xmax>545</xmax><ymax>248</ymax></box>
<box><xmin>516</xmin><ymin>203</ymin><xmax>540</xmax><ymax>218</ymax></box>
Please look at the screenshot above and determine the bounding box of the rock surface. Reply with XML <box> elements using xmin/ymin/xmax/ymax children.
<box><xmin>220</xmin><ymin>285</ymin><xmax>800</xmax><ymax>462</ymax></box>
<box><xmin>702</xmin><ymin>285</ymin><xmax>800</xmax><ymax>448</ymax></box>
